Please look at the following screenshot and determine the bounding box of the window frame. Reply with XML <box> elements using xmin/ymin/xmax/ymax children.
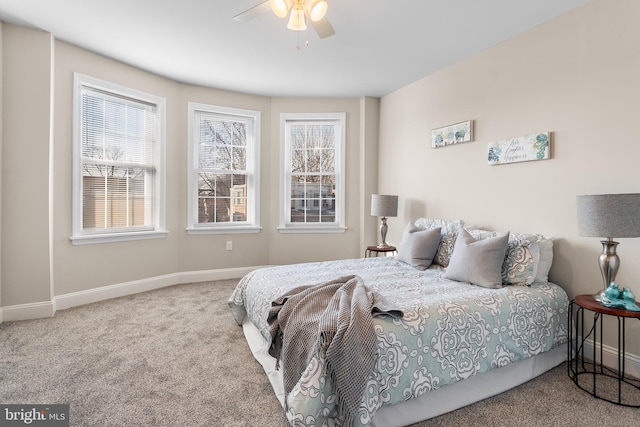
<box><xmin>186</xmin><ymin>102</ymin><xmax>261</xmax><ymax>235</ymax></box>
<box><xmin>71</xmin><ymin>73</ymin><xmax>167</xmax><ymax>245</ymax></box>
<box><xmin>278</xmin><ymin>112</ymin><xmax>346</xmax><ymax>234</ymax></box>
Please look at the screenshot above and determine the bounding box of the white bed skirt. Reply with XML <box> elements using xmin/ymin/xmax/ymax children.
<box><xmin>242</xmin><ymin>317</ymin><xmax>567</xmax><ymax>427</ymax></box>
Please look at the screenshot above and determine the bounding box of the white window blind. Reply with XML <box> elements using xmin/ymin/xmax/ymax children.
<box><xmin>72</xmin><ymin>74</ymin><xmax>166</xmax><ymax>244</ymax></box>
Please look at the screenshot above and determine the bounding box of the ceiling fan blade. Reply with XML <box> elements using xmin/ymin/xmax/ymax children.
<box><xmin>311</xmin><ymin>16</ymin><xmax>335</xmax><ymax>39</ymax></box>
<box><xmin>233</xmin><ymin>1</ymin><xmax>271</xmax><ymax>23</ymax></box>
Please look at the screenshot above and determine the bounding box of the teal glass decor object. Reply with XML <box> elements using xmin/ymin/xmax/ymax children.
<box><xmin>604</xmin><ymin>282</ymin><xmax>621</xmax><ymax>300</ymax></box>
<box><xmin>601</xmin><ymin>282</ymin><xmax>640</xmax><ymax>311</ymax></box>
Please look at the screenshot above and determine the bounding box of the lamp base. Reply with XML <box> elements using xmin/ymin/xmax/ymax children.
<box><xmin>592</xmin><ymin>289</ymin><xmax>605</xmax><ymax>302</ymax></box>
<box><xmin>377</xmin><ymin>216</ymin><xmax>390</xmax><ymax>249</ymax></box>
<box><xmin>593</xmin><ymin>239</ymin><xmax>620</xmax><ymax>302</ymax></box>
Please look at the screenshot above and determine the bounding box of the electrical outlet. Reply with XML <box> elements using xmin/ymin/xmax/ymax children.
<box><xmin>226</xmin><ymin>241</ymin><xmax>233</xmax><ymax>251</ymax></box>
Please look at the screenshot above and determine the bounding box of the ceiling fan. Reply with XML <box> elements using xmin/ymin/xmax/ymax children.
<box><xmin>234</xmin><ymin>0</ymin><xmax>336</xmax><ymax>39</ymax></box>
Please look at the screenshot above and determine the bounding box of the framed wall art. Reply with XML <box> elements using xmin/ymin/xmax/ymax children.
<box><xmin>431</xmin><ymin>120</ymin><xmax>473</xmax><ymax>148</ymax></box>
<box><xmin>487</xmin><ymin>132</ymin><xmax>551</xmax><ymax>166</ymax></box>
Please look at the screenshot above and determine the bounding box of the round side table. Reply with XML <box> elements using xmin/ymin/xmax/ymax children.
<box><xmin>568</xmin><ymin>294</ymin><xmax>640</xmax><ymax>407</ymax></box>
<box><xmin>365</xmin><ymin>245</ymin><xmax>397</xmax><ymax>258</ymax></box>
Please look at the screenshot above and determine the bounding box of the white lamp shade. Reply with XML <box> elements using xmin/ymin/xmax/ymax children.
<box><xmin>287</xmin><ymin>5</ymin><xmax>307</xmax><ymax>31</ymax></box>
<box><xmin>270</xmin><ymin>0</ymin><xmax>291</xmax><ymax>18</ymax></box>
<box><xmin>371</xmin><ymin>194</ymin><xmax>398</xmax><ymax>217</ymax></box>
<box><xmin>307</xmin><ymin>0</ymin><xmax>328</xmax><ymax>22</ymax></box>
<box><xmin>576</xmin><ymin>193</ymin><xmax>640</xmax><ymax>238</ymax></box>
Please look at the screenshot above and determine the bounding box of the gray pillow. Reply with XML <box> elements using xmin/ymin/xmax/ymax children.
<box><xmin>443</xmin><ymin>228</ymin><xmax>509</xmax><ymax>288</ymax></box>
<box><xmin>397</xmin><ymin>223</ymin><xmax>441</xmax><ymax>270</ymax></box>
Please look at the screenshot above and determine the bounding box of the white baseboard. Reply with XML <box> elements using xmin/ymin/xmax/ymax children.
<box><xmin>1</xmin><ymin>265</ymin><xmax>266</xmax><ymax>323</ymax></box>
<box><xmin>0</xmin><ymin>300</ymin><xmax>55</xmax><ymax>323</ymax></box>
<box><xmin>573</xmin><ymin>336</ymin><xmax>640</xmax><ymax>379</ymax></box>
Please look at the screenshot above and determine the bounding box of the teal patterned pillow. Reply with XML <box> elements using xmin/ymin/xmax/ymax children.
<box><xmin>414</xmin><ymin>218</ymin><xmax>465</xmax><ymax>267</ymax></box>
<box><xmin>502</xmin><ymin>233</ymin><xmax>541</xmax><ymax>285</ymax></box>
<box><xmin>470</xmin><ymin>230</ymin><xmax>549</xmax><ymax>285</ymax></box>
<box><xmin>434</xmin><ymin>231</ymin><xmax>458</xmax><ymax>267</ymax></box>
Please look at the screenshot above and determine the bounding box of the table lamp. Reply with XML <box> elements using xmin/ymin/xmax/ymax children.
<box><xmin>371</xmin><ymin>194</ymin><xmax>398</xmax><ymax>248</ymax></box>
<box><xmin>576</xmin><ymin>193</ymin><xmax>640</xmax><ymax>301</ymax></box>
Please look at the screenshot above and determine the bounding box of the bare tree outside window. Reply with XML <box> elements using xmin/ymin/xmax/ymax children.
<box><xmin>196</xmin><ymin>116</ymin><xmax>248</xmax><ymax>224</ymax></box>
<box><xmin>187</xmin><ymin>103</ymin><xmax>259</xmax><ymax>234</ymax></box>
<box><xmin>289</xmin><ymin>123</ymin><xmax>337</xmax><ymax>223</ymax></box>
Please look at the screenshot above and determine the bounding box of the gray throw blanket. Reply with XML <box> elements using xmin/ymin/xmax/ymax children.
<box><xmin>267</xmin><ymin>275</ymin><xmax>402</xmax><ymax>426</ymax></box>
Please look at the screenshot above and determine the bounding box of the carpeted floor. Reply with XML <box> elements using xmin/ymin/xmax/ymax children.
<box><xmin>1</xmin><ymin>279</ymin><xmax>638</xmax><ymax>426</ymax></box>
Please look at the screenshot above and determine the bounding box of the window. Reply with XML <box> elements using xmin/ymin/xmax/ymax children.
<box><xmin>187</xmin><ymin>103</ymin><xmax>260</xmax><ymax>234</ymax></box>
<box><xmin>72</xmin><ymin>74</ymin><xmax>166</xmax><ymax>245</ymax></box>
<box><xmin>279</xmin><ymin>113</ymin><xmax>346</xmax><ymax>233</ymax></box>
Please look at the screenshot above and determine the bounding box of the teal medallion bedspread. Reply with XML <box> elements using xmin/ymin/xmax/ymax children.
<box><xmin>228</xmin><ymin>257</ymin><xmax>568</xmax><ymax>427</ymax></box>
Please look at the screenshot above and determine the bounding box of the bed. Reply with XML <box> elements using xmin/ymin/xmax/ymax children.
<box><xmin>228</xmin><ymin>219</ymin><xmax>568</xmax><ymax>426</ymax></box>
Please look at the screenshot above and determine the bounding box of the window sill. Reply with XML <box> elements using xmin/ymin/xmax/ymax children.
<box><xmin>277</xmin><ymin>225</ymin><xmax>347</xmax><ymax>234</ymax></box>
<box><xmin>186</xmin><ymin>225</ymin><xmax>262</xmax><ymax>235</ymax></box>
<box><xmin>70</xmin><ymin>230</ymin><xmax>169</xmax><ymax>246</ymax></box>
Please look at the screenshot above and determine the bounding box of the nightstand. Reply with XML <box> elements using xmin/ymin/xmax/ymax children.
<box><xmin>365</xmin><ymin>245</ymin><xmax>397</xmax><ymax>258</ymax></box>
<box><xmin>568</xmin><ymin>294</ymin><xmax>640</xmax><ymax>407</ymax></box>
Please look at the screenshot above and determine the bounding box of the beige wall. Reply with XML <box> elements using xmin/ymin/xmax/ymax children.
<box><xmin>0</xmin><ymin>24</ymin><xmax>379</xmax><ymax>308</ymax></box>
<box><xmin>175</xmin><ymin>84</ymin><xmax>272</xmax><ymax>273</ymax></box>
<box><xmin>0</xmin><ymin>21</ymin><xmax>3</xmax><ymax>310</ymax></box>
<box><xmin>268</xmin><ymin>97</ymin><xmax>367</xmax><ymax>265</ymax></box>
<box><xmin>359</xmin><ymin>97</ymin><xmax>380</xmax><ymax>252</ymax></box>
<box><xmin>52</xmin><ymin>41</ymin><xmax>182</xmax><ymax>295</ymax></box>
<box><xmin>1</xmin><ymin>25</ymin><xmax>53</xmax><ymax>305</ymax></box>
<box><xmin>379</xmin><ymin>0</ymin><xmax>640</xmax><ymax>355</ymax></box>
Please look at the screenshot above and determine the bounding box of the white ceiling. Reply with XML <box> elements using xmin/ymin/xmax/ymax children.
<box><xmin>0</xmin><ymin>0</ymin><xmax>590</xmax><ymax>98</ymax></box>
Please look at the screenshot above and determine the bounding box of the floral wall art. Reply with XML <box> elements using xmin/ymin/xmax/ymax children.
<box><xmin>431</xmin><ymin>120</ymin><xmax>473</xmax><ymax>148</ymax></box>
<box><xmin>487</xmin><ymin>132</ymin><xmax>550</xmax><ymax>165</ymax></box>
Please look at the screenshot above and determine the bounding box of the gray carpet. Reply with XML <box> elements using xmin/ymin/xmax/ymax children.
<box><xmin>1</xmin><ymin>279</ymin><xmax>638</xmax><ymax>426</ymax></box>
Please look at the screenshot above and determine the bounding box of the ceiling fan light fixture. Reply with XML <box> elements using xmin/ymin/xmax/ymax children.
<box><xmin>287</xmin><ymin>5</ymin><xmax>307</xmax><ymax>31</ymax></box>
<box><xmin>307</xmin><ymin>0</ymin><xmax>328</xmax><ymax>22</ymax></box>
<box><xmin>270</xmin><ymin>0</ymin><xmax>292</xmax><ymax>18</ymax></box>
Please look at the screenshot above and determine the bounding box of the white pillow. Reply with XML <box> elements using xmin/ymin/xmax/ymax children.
<box><xmin>414</xmin><ymin>217</ymin><xmax>464</xmax><ymax>235</ymax></box>
<box><xmin>534</xmin><ymin>238</ymin><xmax>554</xmax><ymax>282</ymax></box>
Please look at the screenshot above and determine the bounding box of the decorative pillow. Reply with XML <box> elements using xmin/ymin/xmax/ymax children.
<box><xmin>434</xmin><ymin>232</ymin><xmax>458</xmax><ymax>267</ymax></box>
<box><xmin>469</xmin><ymin>229</ymin><xmax>501</xmax><ymax>240</ymax></box>
<box><xmin>469</xmin><ymin>230</ymin><xmax>555</xmax><ymax>285</ymax></box>
<box><xmin>535</xmin><ymin>238</ymin><xmax>554</xmax><ymax>282</ymax></box>
<box><xmin>443</xmin><ymin>229</ymin><xmax>509</xmax><ymax>289</ymax></box>
<box><xmin>414</xmin><ymin>218</ymin><xmax>465</xmax><ymax>267</ymax></box>
<box><xmin>397</xmin><ymin>223</ymin><xmax>442</xmax><ymax>270</ymax></box>
<box><xmin>434</xmin><ymin>225</ymin><xmax>484</xmax><ymax>267</ymax></box>
<box><xmin>414</xmin><ymin>217</ymin><xmax>464</xmax><ymax>234</ymax></box>
<box><xmin>501</xmin><ymin>233</ymin><xmax>541</xmax><ymax>285</ymax></box>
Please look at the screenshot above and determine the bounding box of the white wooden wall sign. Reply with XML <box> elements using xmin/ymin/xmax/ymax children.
<box><xmin>487</xmin><ymin>132</ymin><xmax>550</xmax><ymax>165</ymax></box>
